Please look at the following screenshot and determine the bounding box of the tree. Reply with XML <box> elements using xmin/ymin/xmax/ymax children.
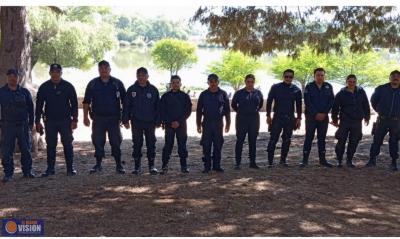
<box><xmin>208</xmin><ymin>50</ymin><xmax>262</xmax><ymax>91</ymax></box>
<box><xmin>0</xmin><ymin>7</ymin><xmax>32</xmax><ymax>87</ymax></box>
<box><xmin>193</xmin><ymin>6</ymin><xmax>400</xmax><ymax>57</ymax></box>
<box><xmin>269</xmin><ymin>45</ymin><xmax>400</xmax><ymax>91</ymax></box>
<box><xmin>151</xmin><ymin>39</ymin><xmax>198</xmax><ymax>76</ymax></box>
<box><xmin>269</xmin><ymin>45</ymin><xmax>329</xmax><ymax>92</ymax></box>
<box><xmin>28</xmin><ymin>7</ymin><xmax>117</xmax><ymax>70</ymax></box>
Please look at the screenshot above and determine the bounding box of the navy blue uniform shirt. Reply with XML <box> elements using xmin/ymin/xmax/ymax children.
<box><xmin>331</xmin><ymin>86</ymin><xmax>370</xmax><ymax>122</ymax></box>
<box><xmin>196</xmin><ymin>88</ymin><xmax>231</xmax><ymax>128</ymax></box>
<box><xmin>304</xmin><ymin>81</ymin><xmax>334</xmax><ymax>117</ymax></box>
<box><xmin>159</xmin><ymin>90</ymin><xmax>192</xmax><ymax>125</ymax></box>
<box><xmin>371</xmin><ymin>83</ymin><xmax>400</xmax><ymax>117</ymax></box>
<box><xmin>35</xmin><ymin>79</ymin><xmax>78</xmax><ymax>123</ymax></box>
<box><xmin>0</xmin><ymin>84</ymin><xmax>34</xmax><ymax>126</ymax></box>
<box><xmin>231</xmin><ymin>88</ymin><xmax>264</xmax><ymax>116</ymax></box>
<box><xmin>266</xmin><ymin>82</ymin><xmax>302</xmax><ymax>118</ymax></box>
<box><xmin>122</xmin><ymin>81</ymin><xmax>160</xmax><ymax>124</ymax></box>
<box><xmin>83</xmin><ymin>76</ymin><xmax>126</xmax><ymax>117</ymax></box>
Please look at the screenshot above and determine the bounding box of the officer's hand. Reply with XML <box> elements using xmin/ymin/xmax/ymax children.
<box><xmin>330</xmin><ymin>120</ymin><xmax>339</xmax><ymax>128</ymax></box>
<box><xmin>315</xmin><ymin>113</ymin><xmax>326</xmax><ymax>121</ymax></box>
<box><xmin>71</xmin><ymin>121</ymin><xmax>78</xmax><ymax>130</ymax></box>
<box><xmin>225</xmin><ymin>125</ymin><xmax>230</xmax><ymax>133</ymax></box>
<box><xmin>266</xmin><ymin>116</ymin><xmax>272</xmax><ymax>125</ymax></box>
<box><xmin>197</xmin><ymin>126</ymin><xmax>202</xmax><ymax>134</ymax></box>
<box><xmin>83</xmin><ymin>117</ymin><xmax>90</xmax><ymax>127</ymax></box>
<box><xmin>295</xmin><ymin>119</ymin><xmax>301</xmax><ymax>130</ymax></box>
<box><xmin>171</xmin><ymin>121</ymin><xmax>180</xmax><ymax>129</ymax></box>
<box><xmin>123</xmin><ymin>122</ymin><xmax>130</xmax><ymax>129</ymax></box>
<box><xmin>35</xmin><ymin>123</ymin><xmax>44</xmax><ymax>135</ymax></box>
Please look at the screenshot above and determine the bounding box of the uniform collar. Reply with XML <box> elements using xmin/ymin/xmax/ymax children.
<box><xmin>208</xmin><ymin>87</ymin><xmax>220</xmax><ymax>94</ymax></box>
<box><xmin>5</xmin><ymin>84</ymin><xmax>20</xmax><ymax>92</ymax></box>
<box><xmin>134</xmin><ymin>80</ymin><xmax>149</xmax><ymax>88</ymax></box>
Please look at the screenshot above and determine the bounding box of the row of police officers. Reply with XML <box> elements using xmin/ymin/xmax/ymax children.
<box><xmin>1</xmin><ymin>62</ymin><xmax>400</xmax><ymax>182</ymax></box>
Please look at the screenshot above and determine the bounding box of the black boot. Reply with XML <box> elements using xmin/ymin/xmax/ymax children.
<box><xmin>42</xmin><ymin>160</ymin><xmax>55</xmax><ymax>177</ymax></box>
<box><xmin>300</xmin><ymin>152</ymin><xmax>309</xmax><ymax>168</ymax></box>
<box><xmin>390</xmin><ymin>158</ymin><xmax>398</xmax><ymax>171</ymax></box>
<box><xmin>346</xmin><ymin>159</ymin><xmax>355</xmax><ymax>168</ymax></box>
<box><xmin>365</xmin><ymin>158</ymin><xmax>377</xmax><ymax>167</ymax></box>
<box><xmin>279</xmin><ymin>158</ymin><xmax>288</xmax><ymax>167</ymax></box>
<box><xmin>2</xmin><ymin>175</ymin><xmax>13</xmax><ymax>183</ymax></box>
<box><xmin>160</xmin><ymin>161</ymin><xmax>168</xmax><ymax>175</ymax></box>
<box><xmin>66</xmin><ymin>160</ymin><xmax>77</xmax><ymax>176</ymax></box>
<box><xmin>336</xmin><ymin>157</ymin><xmax>343</xmax><ymax>168</ymax></box>
<box><xmin>180</xmin><ymin>158</ymin><xmax>189</xmax><ymax>173</ymax></box>
<box><xmin>115</xmin><ymin>157</ymin><xmax>125</xmax><ymax>174</ymax></box>
<box><xmin>23</xmin><ymin>171</ymin><xmax>36</xmax><ymax>178</ymax></box>
<box><xmin>319</xmin><ymin>153</ymin><xmax>333</xmax><ymax>168</ymax></box>
<box><xmin>132</xmin><ymin>158</ymin><xmax>142</xmax><ymax>175</ymax></box>
<box><xmin>90</xmin><ymin>157</ymin><xmax>103</xmax><ymax>174</ymax></box>
<box><xmin>148</xmin><ymin>158</ymin><xmax>158</xmax><ymax>175</ymax></box>
<box><xmin>249</xmin><ymin>159</ymin><xmax>259</xmax><ymax>169</ymax></box>
<box><xmin>267</xmin><ymin>152</ymin><xmax>274</xmax><ymax>168</ymax></box>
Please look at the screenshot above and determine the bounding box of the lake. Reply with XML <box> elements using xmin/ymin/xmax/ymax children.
<box><xmin>31</xmin><ymin>46</ymin><xmax>375</xmax><ymax>98</ymax></box>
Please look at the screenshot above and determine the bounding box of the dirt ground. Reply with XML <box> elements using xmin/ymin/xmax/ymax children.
<box><xmin>0</xmin><ymin>132</ymin><xmax>399</xmax><ymax>236</ymax></box>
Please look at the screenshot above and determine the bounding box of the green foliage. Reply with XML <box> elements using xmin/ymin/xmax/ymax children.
<box><xmin>28</xmin><ymin>7</ymin><xmax>117</xmax><ymax>70</ymax></box>
<box><xmin>110</xmin><ymin>15</ymin><xmax>191</xmax><ymax>44</ymax></box>
<box><xmin>208</xmin><ymin>50</ymin><xmax>262</xmax><ymax>90</ymax></box>
<box><xmin>269</xmin><ymin>45</ymin><xmax>400</xmax><ymax>90</ymax></box>
<box><xmin>193</xmin><ymin>6</ymin><xmax>400</xmax><ymax>56</ymax></box>
<box><xmin>151</xmin><ymin>39</ymin><xmax>198</xmax><ymax>75</ymax></box>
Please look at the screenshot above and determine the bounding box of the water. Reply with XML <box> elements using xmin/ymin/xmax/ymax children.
<box><xmin>31</xmin><ymin>46</ymin><xmax>375</xmax><ymax>98</ymax></box>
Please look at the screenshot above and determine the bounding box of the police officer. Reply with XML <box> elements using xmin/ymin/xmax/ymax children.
<box><xmin>83</xmin><ymin>60</ymin><xmax>126</xmax><ymax>174</ymax></box>
<box><xmin>266</xmin><ymin>69</ymin><xmax>302</xmax><ymax>167</ymax></box>
<box><xmin>367</xmin><ymin>70</ymin><xmax>400</xmax><ymax>171</ymax></box>
<box><xmin>231</xmin><ymin>74</ymin><xmax>263</xmax><ymax>170</ymax></box>
<box><xmin>196</xmin><ymin>74</ymin><xmax>231</xmax><ymax>173</ymax></box>
<box><xmin>159</xmin><ymin>75</ymin><xmax>192</xmax><ymax>174</ymax></box>
<box><xmin>0</xmin><ymin>69</ymin><xmax>35</xmax><ymax>182</ymax></box>
<box><xmin>35</xmin><ymin>64</ymin><xmax>79</xmax><ymax>177</ymax></box>
<box><xmin>331</xmin><ymin>74</ymin><xmax>370</xmax><ymax>168</ymax></box>
<box><xmin>122</xmin><ymin>67</ymin><xmax>160</xmax><ymax>175</ymax></box>
<box><xmin>301</xmin><ymin>68</ymin><xmax>334</xmax><ymax>167</ymax></box>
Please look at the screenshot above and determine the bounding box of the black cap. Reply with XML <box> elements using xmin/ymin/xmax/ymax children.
<box><xmin>98</xmin><ymin>60</ymin><xmax>110</xmax><ymax>67</ymax></box>
<box><xmin>207</xmin><ymin>73</ymin><xmax>219</xmax><ymax>82</ymax></box>
<box><xmin>49</xmin><ymin>63</ymin><xmax>62</xmax><ymax>71</ymax></box>
<box><xmin>6</xmin><ymin>68</ymin><xmax>19</xmax><ymax>76</ymax></box>
<box><xmin>136</xmin><ymin>67</ymin><xmax>148</xmax><ymax>75</ymax></box>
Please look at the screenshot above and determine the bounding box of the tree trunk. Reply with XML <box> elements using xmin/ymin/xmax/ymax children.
<box><xmin>0</xmin><ymin>7</ymin><xmax>32</xmax><ymax>87</ymax></box>
<box><xmin>0</xmin><ymin>7</ymin><xmax>43</xmax><ymax>154</ymax></box>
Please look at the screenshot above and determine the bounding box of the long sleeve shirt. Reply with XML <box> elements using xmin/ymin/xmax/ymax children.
<box><xmin>304</xmin><ymin>81</ymin><xmax>334</xmax><ymax>117</ymax></box>
<box><xmin>159</xmin><ymin>90</ymin><xmax>192</xmax><ymax>125</ymax></box>
<box><xmin>35</xmin><ymin>79</ymin><xmax>78</xmax><ymax>123</ymax></box>
<box><xmin>266</xmin><ymin>82</ymin><xmax>302</xmax><ymax>119</ymax></box>
<box><xmin>196</xmin><ymin>88</ymin><xmax>230</xmax><ymax>128</ymax></box>
<box><xmin>0</xmin><ymin>84</ymin><xmax>34</xmax><ymax>126</ymax></box>
<box><xmin>231</xmin><ymin>88</ymin><xmax>263</xmax><ymax>116</ymax></box>
<box><xmin>371</xmin><ymin>83</ymin><xmax>400</xmax><ymax>117</ymax></box>
<box><xmin>331</xmin><ymin>86</ymin><xmax>370</xmax><ymax>122</ymax></box>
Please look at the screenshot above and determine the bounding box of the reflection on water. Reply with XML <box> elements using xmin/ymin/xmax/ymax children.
<box><xmin>32</xmin><ymin>46</ymin><xmax>375</xmax><ymax>98</ymax></box>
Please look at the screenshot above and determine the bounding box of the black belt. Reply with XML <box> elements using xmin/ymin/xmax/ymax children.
<box><xmin>379</xmin><ymin>115</ymin><xmax>400</xmax><ymax>121</ymax></box>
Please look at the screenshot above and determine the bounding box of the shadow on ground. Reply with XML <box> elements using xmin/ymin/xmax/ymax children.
<box><xmin>0</xmin><ymin>133</ymin><xmax>399</xmax><ymax>236</ymax></box>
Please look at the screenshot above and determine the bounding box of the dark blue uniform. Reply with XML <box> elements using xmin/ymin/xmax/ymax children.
<box><xmin>159</xmin><ymin>90</ymin><xmax>192</xmax><ymax>171</ymax></box>
<box><xmin>36</xmin><ymin>79</ymin><xmax>78</xmax><ymax>174</ymax></box>
<box><xmin>332</xmin><ymin>87</ymin><xmax>370</xmax><ymax>165</ymax></box>
<box><xmin>231</xmin><ymin>88</ymin><xmax>263</xmax><ymax>167</ymax></box>
<box><xmin>266</xmin><ymin>82</ymin><xmax>302</xmax><ymax>165</ymax></box>
<box><xmin>0</xmin><ymin>85</ymin><xmax>34</xmax><ymax>178</ymax></box>
<box><xmin>122</xmin><ymin>81</ymin><xmax>160</xmax><ymax>172</ymax></box>
<box><xmin>368</xmin><ymin>83</ymin><xmax>400</xmax><ymax>169</ymax></box>
<box><xmin>303</xmin><ymin>81</ymin><xmax>334</xmax><ymax>163</ymax></box>
<box><xmin>196</xmin><ymin>88</ymin><xmax>231</xmax><ymax>171</ymax></box>
<box><xmin>83</xmin><ymin>77</ymin><xmax>126</xmax><ymax>164</ymax></box>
